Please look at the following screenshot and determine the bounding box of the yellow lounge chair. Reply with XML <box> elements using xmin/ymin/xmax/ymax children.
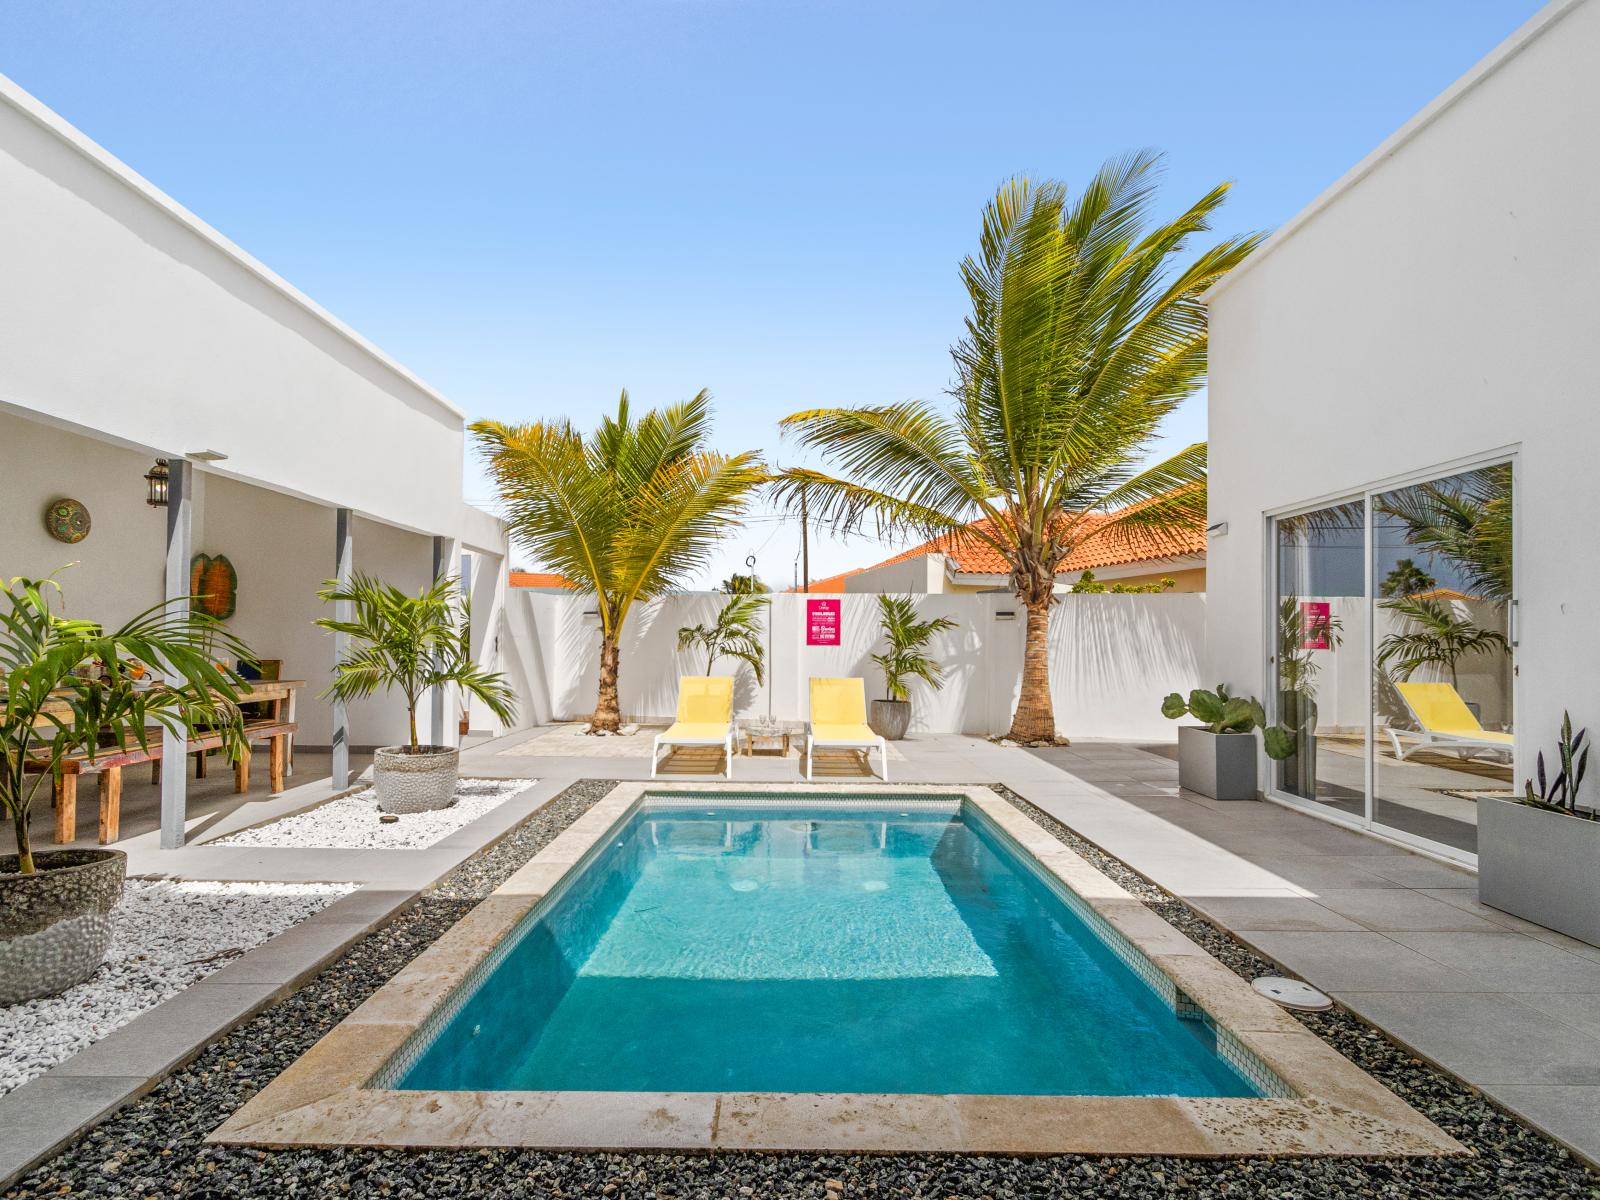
<box><xmin>1387</xmin><ymin>681</ymin><xmax>1513</xmax><ymax>762</ymax></box>
<box><xmin>806</xmin><ymin>677</ymin><xmax>888</xmax><ymax>782</ymax></box>
<box><xmin>651</xmin><ymin>676</ymin><xmax>735</xmax><ymax>779</ymax></box>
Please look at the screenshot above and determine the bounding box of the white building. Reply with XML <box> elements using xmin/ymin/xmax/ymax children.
<box><xmin>1205</xmin><ymin>0</ymin><xmax>1595</xmax><ymax>864</ymax></box>
<box><xmin>0</xmin><ymin>74</ymin><xmax>529</xmax><ymax>847</ymax></box>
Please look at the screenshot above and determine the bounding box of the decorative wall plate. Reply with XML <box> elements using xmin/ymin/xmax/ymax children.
<box><xmin>45</xmin><ymin>498</ymin><xmax>92</xmax><ymax>544</ymax></box>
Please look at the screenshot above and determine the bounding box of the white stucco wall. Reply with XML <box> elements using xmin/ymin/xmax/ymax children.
<box><xmin>0</xmin><ymin>74</ymin><xmax>463</xmax><ymax>536</ymax></box>
<box><xmin>1204</xmin><ymin>0</ymin><xmax>1596</xmax><ymax>778</ymax></box>
<box><xmin>0</xmin><ymin>75</ymin><xmax>519</xmax><ymax>758</ymax></box>
<box><xmin>513</xmin><ymin>590</ymin><xmax>1206</xmax><ymax>741</ymax></box>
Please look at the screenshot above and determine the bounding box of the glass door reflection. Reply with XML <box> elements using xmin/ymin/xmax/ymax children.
<box><xmin>1371</xmin><ymin>465</ymin><xmax>1513</xmax><ymax>855</ymax></box>
<box><xmin>1273</xmin><ymin>501</ymin><xmax>1369</xmax><ymax>819</ymax></box>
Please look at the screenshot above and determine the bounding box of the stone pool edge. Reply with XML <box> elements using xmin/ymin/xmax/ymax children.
<box><xmin>207</xmin><ymin>782</ymin><xmax>1466</xmax><ymax>1159</ymax></box>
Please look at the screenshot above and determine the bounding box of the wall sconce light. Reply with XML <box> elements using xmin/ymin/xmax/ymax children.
<box><xmin>144</xmin><ymin>459</ymin><xmax>170</xmax><ymax>507</ymax></box>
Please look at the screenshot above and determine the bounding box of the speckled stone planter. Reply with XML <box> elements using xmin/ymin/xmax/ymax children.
<box><xmin>0</xmin><ymin>849</ymin><xmax>125</xmax><ymax>1005</ymax></box>
<box><xmin>373</xmin><ymin>746</ymin><xmax>460</xmax><ymax>813</ymax></box>
<box><xmin>868</xmin><ymin>699</ymin><xmax>911</xmax><ymax>741</ymax></box>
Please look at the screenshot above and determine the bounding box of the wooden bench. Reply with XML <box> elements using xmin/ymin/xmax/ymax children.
<box><xmin>28</xmin><ymin>719</ymin><xmax>297</xmax><ymax>845</ymax></box>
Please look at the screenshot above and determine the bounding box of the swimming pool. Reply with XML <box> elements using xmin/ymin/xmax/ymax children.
<box><xmin>389</xmin><ymin>795</ymin><xmax>1259</xmax><ymax>1097</ymax></box>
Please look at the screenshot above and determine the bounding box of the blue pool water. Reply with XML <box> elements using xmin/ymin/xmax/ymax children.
<box><xmin>394</xmin><ymin>798</ymin><xmax>1260</xmax><ymax>1097</ymax></box>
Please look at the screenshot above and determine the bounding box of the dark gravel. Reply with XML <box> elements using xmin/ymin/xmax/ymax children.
<box><xmin>6</xmin><ymin>777</ymin><xmax>1598</xmax><ymax>1199</ymax></box>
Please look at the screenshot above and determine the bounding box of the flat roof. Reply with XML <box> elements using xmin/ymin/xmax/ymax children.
<box><xmin>0</xmin><ymin>72</ymin><xmax>466</xmax><ymax>421</ymax></box>
<box><xmin>1204</xmin><ymin>0</ymin><xmax>1585</xmax><ymax>304</ymax></box>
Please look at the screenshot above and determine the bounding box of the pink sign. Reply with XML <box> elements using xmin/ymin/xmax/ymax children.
<box><xmin>1301</xmin><ymin>601</ymin><xmax>1332</xmax><ymax>650</ymax></box>
<box><xmin>806</xmin><ymin>598</ymin><xmax>841</xmax><ymax>646</ymax></box>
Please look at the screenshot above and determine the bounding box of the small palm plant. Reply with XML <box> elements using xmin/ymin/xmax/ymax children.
<box><xmin>677</xmin><ymin>591</ymin><xmax>768</xmax><ymax>682</ymax></box>
<box><xmin>871</xmin><ymin>595</ymin><xmax>957</xmax><ymax>702</ymax></box>
<box><xmin>2</xmin><ymin>573</ymin><xmax>249</xmax><ymax>874</ymax></box>
<box><xmin>316</xmin><ymin>572</ymin><xmax>517</xmax><ymax>751</ymax></box>
<box><xmin>1376</xmin><ymin>595</ymin><xmax>1508</xmax><ymax>689</ymax></box>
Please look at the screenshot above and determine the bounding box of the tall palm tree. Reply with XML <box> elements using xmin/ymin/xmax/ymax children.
<box><xmin>474</xmin><ymin>392</ymin><xmax>765</xmax><ymax>732</ymax></box>
<box><xmin>775</xmin><ymin>152</ymin><xmax>1261</xmax><ymax>742</ymax></box>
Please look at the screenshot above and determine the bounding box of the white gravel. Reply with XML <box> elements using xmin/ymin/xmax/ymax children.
<box><xmin>209</xmin><ymin>777</ymin><xmax>536</xmax><ymax>850</ymax></box>
<box><xmin>0</xmin><ymin>879</ymin><xmax>353</xmax><ymax>1096</ymax></box>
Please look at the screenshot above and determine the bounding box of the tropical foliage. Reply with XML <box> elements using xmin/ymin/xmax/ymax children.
<box><xmin>1069</xmin><ymin>570</ymin><xmax>1175</xmax><ymax>594</ymax></box>
<box><xmin>870</xmin><ymin>595</ymin><xmax>957</xmax><ymax>703</ymax></box>
<box><xmin>676</xmin><ymin>590</ymin><xmax>768</xmax><ymax>682</ymax></box>
<box><xmin>1375</xmin><ymin>595</ymin><xmax>1508</xmax><ymax>688</ymax></box>
<box><xmin>1379</xmin><ymin>557</ymin><xmax>1436</xmax><ymax>599</ymax></box>
<box><xmin>474</xmin><ymin>392</ymin><xmax>765</xmax><ymax>731</ymax></box>
<box><xmin>317</xmin><ymin>572</ymin><xmax>516</xmax><ymax>750</ymax></box>
<box><xmin>1375</xmin><ymin>464</ymin><xmax>1512</xmax><ymax>602</ymax></box>
<box><xmin>2</xmin><ymin>573</ymin><xmax>250</xmax><ymax>874</ymax></box>
<box><xmin>774</xmin><ymin>152</ymin><xmax>1260</xmax><ymax>741</ymax></box>
<box><xmin>1161</xmin><ymin>684</ymin><xmax>1296</xmax><ymax>760</ymax></box>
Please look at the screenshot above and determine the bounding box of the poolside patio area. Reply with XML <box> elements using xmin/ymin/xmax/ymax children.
<box><xmin>4</xmin><ymin>728</ymin><xmax>1598</xmax><ymax>1191</ymax></box>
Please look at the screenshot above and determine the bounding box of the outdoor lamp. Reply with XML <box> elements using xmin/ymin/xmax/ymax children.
<box><xmin>144</xmin><ymin>459</ymin><xmax>170</xmax><ymax>507</ymax></box>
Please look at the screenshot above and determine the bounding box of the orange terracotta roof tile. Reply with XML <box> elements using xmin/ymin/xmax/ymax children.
<box><xmin>847</xmin><ymin>509</ymin><xmax>1206</xmax><ymax>580</ymax></box>
<box><xmin>509</xmin><ymin>571</ymin><xmax>575</xmax><ymax>589</ymax></box>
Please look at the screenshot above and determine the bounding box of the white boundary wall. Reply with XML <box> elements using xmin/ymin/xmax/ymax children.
<box><xmin>509</xmin><ymin>591</ymin><xmax>1205</xmax><ymax>741</ymax></box>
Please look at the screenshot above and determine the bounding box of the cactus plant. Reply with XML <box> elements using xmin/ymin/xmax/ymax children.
<box><xmin>1161</xmin><ymin>684</ymin><xmax>1297</xmax><ymax>760</ymax></box>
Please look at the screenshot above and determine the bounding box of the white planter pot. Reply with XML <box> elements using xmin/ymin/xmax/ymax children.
<box><xmin>373</xmin><ymin>745</ymin><xmax>460</xmax><ymax>813</ymax></box>
<box><xmin>1479</xmin><ymin>797</ymin><xmax>1600</xmax><ymax>947</ymax></box>
<box><xmin>1177</xmin><ymin>726</ymin><xmax>1259</xmax><ymax>801</ymax></box>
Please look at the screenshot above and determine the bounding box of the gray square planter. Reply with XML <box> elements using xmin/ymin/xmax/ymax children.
<box><xmin>1177</xmin><ymin>726</ymin><xmax>1259</xmax><ymax>801</ymax></box>
<box><xmin>1479</xmin><ymin>797</ymin><xmax>1600</xmax><ymax>948</ymax></box>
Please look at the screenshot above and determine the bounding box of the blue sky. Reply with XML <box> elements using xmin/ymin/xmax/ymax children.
<box><xmin>0</xmin><ymin>0</ymin><xmax>1541</xmax><ymax>587</ymax></box>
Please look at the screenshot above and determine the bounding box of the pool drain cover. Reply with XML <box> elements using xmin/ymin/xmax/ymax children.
<box><xmin>1252</xmin><ymin>976</ymin><xmax>1332</xmax><ymax>1011</ymax></box>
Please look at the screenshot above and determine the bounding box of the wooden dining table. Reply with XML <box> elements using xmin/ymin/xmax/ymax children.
<box><xmin>23</xmin><ymin>679</ymin><xmax>305</xmax><ymax>844</ymax></box>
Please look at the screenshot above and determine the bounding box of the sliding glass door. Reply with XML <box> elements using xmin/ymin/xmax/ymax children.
<box><xmin>1269</xmin><ymin>461</ymin><xmax>1514</xmax><ymax>861</ymax></box>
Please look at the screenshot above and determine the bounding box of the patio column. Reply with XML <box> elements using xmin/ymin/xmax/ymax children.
<box><xmin>330</xmin><ymin>508</ymin><xmax>354</xmax><ymax>789</ymax></box>
<box><xmin>159</xmin><ymin>458</ymin><xmax>192</xmax><ymax>849</ymax></box>
<box><xmin>430</xmin><ymin>534</ymin><xmax>448</xmax><ymax>746</ymax></box>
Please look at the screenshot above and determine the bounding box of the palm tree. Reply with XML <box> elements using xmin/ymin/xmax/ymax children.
<box><xmin>677</xmin><ymin>591</ymin><xmax>768</xmax><ymax>681</ymax></box>
<box><xmin>474</xmin><ymin>392</ymin><xmax>765</xmax><ymax>732</ymax></box>
<box><xmin>316</xmin><ymin>572</ymin><xmax>517</xmax><ymax>750</ymax></box>
<box><xmin>1376</xmin><ymin>595</ymin><xmax>1509</xmax><ymax>688</ymax></box>
<box><xmin>774</xmin><ymin>152</ymin><xmax>1261</xmax><ymax>742</ymax></box>
<box><xmin>1376</xmin><ymin>464</ymin><xmax>1512</xmax><ymax>602</ymax></box>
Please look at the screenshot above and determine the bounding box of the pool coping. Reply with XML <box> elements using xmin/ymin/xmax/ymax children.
<box><xmin>208</xmin><ymin>783</ymin><xmax>1467</xmax><ymax>1158</ymax></box>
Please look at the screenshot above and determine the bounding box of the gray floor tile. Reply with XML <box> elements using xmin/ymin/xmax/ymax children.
<box><xmin>1186</xmin><ymin>894</ymin><xmax>1367</xmax><ymax>932</ymax></box>
<box><xmin>1389</xmin><ymin>932</ymin><xmax>1600</xmax><ymax>992</ymax></box>
<box><xmin>47</xmin><ymin>983</ymin><xmax>279</xmax><ymax>1078</ymax></box>
<box><xmin>1310</xmin><ymin>888</ymin><xmax>1505</xmax><ymax>933</ymax></box>
<box><xmin>1238</xmin><ymin>930</ymin><xmax>1484</xmax><ymax>992</ymax></box>
<box><xmin>1339</xmin><ymin>992</ymin><xmax>1600</xmax><ymax>1086</ymax></box>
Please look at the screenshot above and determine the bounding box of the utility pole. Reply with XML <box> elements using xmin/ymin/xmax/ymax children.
<box><xmin>799</xmin><ymin>484</ymin><xmax>810</xmax><ymax>594</ymax></box>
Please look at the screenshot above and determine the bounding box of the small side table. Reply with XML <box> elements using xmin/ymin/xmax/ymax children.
<box><xmin>743</xmin><ymin>730</ymin><xmax>791</xmax><ymax>757</ymax></box>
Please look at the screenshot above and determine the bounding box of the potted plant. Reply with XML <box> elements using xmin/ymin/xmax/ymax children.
<box><xmin>675</xmin><ymin>587</ymin><xmax>767</xmax><ymax>682</ymax></box>
<box><xmin>318</xmin><ymin>572</ymin><xmax>517</xmax><ymax>813</ymax></box>
<box><xmin>2</xmin><ymin>573</ymin><xmax>248</xmax><ymax>1004</ymax></box>
<box><xmin>1161</xmin><ymin>684</ymin><xmax>1296</xmax><ymax>801</ymax></box>
<box><xmin>867</xmin><ymin>595</ymin><xmax>956</xmax><ymax>741</ymax></box>
<box><xmin>1480</xmin><ymin>713</ymin><xmax>1600</xmax><ymax>946</ymax></box>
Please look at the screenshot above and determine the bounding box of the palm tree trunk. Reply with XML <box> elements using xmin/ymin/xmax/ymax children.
<box><xmin>592</xmin><ymin>634</ymin><xmax>623</xmax><ymax>732</ymax></box>
<box><xmin>1008</xmin><ymin>598</ymin><xmax>1058</xmax><ymax>743</ymax></box>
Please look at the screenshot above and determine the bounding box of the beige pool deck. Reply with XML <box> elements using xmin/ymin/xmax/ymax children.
<box><xmin>211</xmin><ymin>782</ymin><xmax>1464</xmax><ymax>1158</ymax></box>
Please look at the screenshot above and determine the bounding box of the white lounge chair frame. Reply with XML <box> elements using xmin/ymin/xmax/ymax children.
<box><xmin>650</xmin><ymin>726</ymin><xmax>735</xmax><ymax>779</ymax></box>
<box><xmin>804</xmin><ymin>731</ymin><xmax>889</xmax><ymax>781</ymax></box>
